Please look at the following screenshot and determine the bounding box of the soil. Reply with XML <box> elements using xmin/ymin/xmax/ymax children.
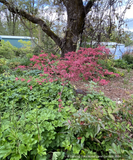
<box><xmin>71</xmin><ymin>68</ymin><xmax>133</xmax><ymax>103</ymax></box>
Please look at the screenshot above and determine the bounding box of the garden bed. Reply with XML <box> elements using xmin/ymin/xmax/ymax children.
<box><xmin>0</xmin><ymin>45</ymin><xmax>133</xmax><ymax>159</ymax></box>
<box><xmin>71</xmin><ymin>69</ymin><xmax>133</xmax><ymax>102</ymax></box>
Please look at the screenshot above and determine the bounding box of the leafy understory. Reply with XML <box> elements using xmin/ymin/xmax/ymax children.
<box><xmin>0</xmin><ymin>47</ymin><xmax>133</xmax><ymax>160</ymax></box>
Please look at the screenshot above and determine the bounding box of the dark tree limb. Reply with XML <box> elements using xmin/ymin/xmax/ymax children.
<box><xmin>84</xmin><ymin>0</ymin><xmax>97</xmax><ymax>14</ymax></box>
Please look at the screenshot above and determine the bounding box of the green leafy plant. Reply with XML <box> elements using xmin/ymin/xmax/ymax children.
<box><xmin>33</xmin><ymin>45</ymin><xmax>43</xmax><ymax>55</ymax></box>
<box><xmin>122</xmin><ymin>52</ymin><xmax>133</xmax><ymax>65</ymax></box>
<box><xmin>7</xmin><ymin>57</ymin><xmax>32</xmax><ymax>69</ymax></box>
<box><xmin>8</xmin><ymin>69</ymin><xmax>43</xmax><ymax>77</ymax></box>
<box><xmin>14</xmin><ymin>40</ymin><xmax>33</xmax><ymax>57</ymax></box>
<box><xmin>0</xmin><ymin>74</ymin><xmax>76</xmax><ymax>159</ymax></box>
<box><xmin>0</xmin><ymin>58</ymin><xmax>9</xmax><ymax>73</ymax></box>
<box><xmin>18</xmin><ymin>39</ymin><xmax>32</xmax><ymax>48</ymax></box>
<box><xmin>26</xmin><ymin>53</ymin><xmax>34</xmax><ymax>58</ymax></box>
<box><xmin>0</xmin><ymin>106</ymin><xmax>70</xmax><ymax>159</ymax></box>
<box><xmin>19</xmin><ymin>57</ymin><xmax>32</xmax><ymax>66</ymax></box>
<box><xmin>0</xmin><ymin>45</ymin><xmax>132</xmax><ymax>159</ymax></box>
<box><xmin>0</xmin><ymin>40</ymin><xmax>16</xmax><ymax>59</ymax></box>
<box><xmin>97</xmin><ymin>58</ymin><xmax>117</xmax><ymax>73</ymax></box>
<box><xmin>8</xmin><ymin>61</ymin><xmax>21</xmax><ymax>69</ymax></box>
<box><xmin>64</xmin><ymin>96</ymin><xmax>133</xmax><ymax>159</ymax></box>
<box><xmin>114</xmin><ymin>59</ymin><xmax>129</xmax><ymax>69</ymax></box>
<box><xmin>0</xmin><ymin>72</ymin><xmax>133</xmax><ymax>159</ymax></box>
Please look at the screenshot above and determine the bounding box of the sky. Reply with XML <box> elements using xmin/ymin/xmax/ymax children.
<box><xmin>42</xmin><ymin>1</ymin><xmax>133</xmax><ymax>33</ymax></box>
<box><xmin>124</xmin><ymin>5</ymin><xmax>133</xmax><ymax>32</ymax></box>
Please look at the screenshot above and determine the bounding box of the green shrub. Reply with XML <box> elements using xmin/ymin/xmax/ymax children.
<box><xmin>114</xmin><ymin>59</ymin><xmax>133</xmax><ymax>69</ymax></box>
<box><xmin>14</xmin><ymin>47</ymin><xmax>33</xmax><ymax>57</ymax></box>
<box><xmin>14</xmin><ymin>40</ymin><xmax>33</xmax><ymax>57</ymax></box>
<box><xmin>97</xmin><ymin>52</ymin><xmax>132</xmax><ymax>71</ymax></box>
<box><xmin>0</xmin><ymin>58</ymin><xmax>7</xmax><ymax>66</ymax></box>
<box><xmin>0</xmin><ymin>74</ymin><xmax>132</xmax><ymax>159</ymax></box>
<box><xmin>32</xmin><ymin>45</ymin><xmax>61</xmax><ymax>58</ymax></box>
<box><xmin>6</xmin><ymin>57</ymin><xmax>21</xmax><ymax>69</ymax></box>
<box><xmin>26</xmin><ymin>53</ymin><xmax>34</xmax><ymax>58</ymax></box>
<box><xmin>8</xmin><ymin>69</ymin><xmax>43</xmax><ymax>77</ymax></box>
<box><xmin>114</xmin><ymin>59</ymin><xmax>128</xmax><ymax>69</ymax></box>
<box><xmin>33</xmin><ymin>45</ymin><xmax>42</xmax><ymax>55</ymax></box>
<box><xmin>122</xmin><ymin>53</ymin><xmax>133</xmax><ymax>65</ymax></box>
<box><xmin>0</xmin><ymin>58</ymin><xmax>9</xmax><ymax>73</ymax></box>
<box><xmin>0</xmin><ymin>40</ymin><xmax>16</xmax><ymax>59</ymax></box>
<box><xmin>97</xmin><ymin>58</ymin><xmax>117</xmax><ymax>73</ymax></box>
<box><xmin>63</xmin><ymin>88</ymin><xmax>133</xmax><ymax>159</ymax></box>
<box><xmin>14</xmin><ymin>48</ymin><xmax>25</xmax><ymax>57</ymax></box>
<box><xmin>8</xmin><ymin>61</ymin><xmax>21</xmax><ymax>69</ymax></box>
<box><xmin>7</xmin><ymin>57</ymin><xmax>32</xmax><ymax>69</ymax></box>
<box><xmin>19</xmin><ymin>57</ymin><xmax>32</xmax><ymax>66</ymax></box>
<box><xmin>0</xmin><ymin>75</ymin><xmax>75</xmax><ymax>159</ymax></box>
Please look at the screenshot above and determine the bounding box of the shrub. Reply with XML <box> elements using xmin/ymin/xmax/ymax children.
<box><xmin>97</xmin><ymin>58</ymin><xmax>117</xmax><ymax>73</ymax></box>
<box><xmin>65</xmin><ymin>99</ymin><xmax>133</xmax><ymax>159</ymax></box>
<box><xmin>8</xmin><ymin>69</ymin><xmax>43</xmax><ymax>77</ymax></box>
<box><xmin>14</xmin><ymin>48</ymin><xmax>25</xmax><ymax>57</ymax></box>
<box><xmin>122</xmin><ymin>52</ymin><xmax>133</xmax><ymax>65</ymax></box>
<box><xmin>114</xmin><ymin>59</ymin><xmax>128</xmax><ymax>69</ymax></box>
<box><xmin>19</xmin><ymin>57</ymin><xmax>32</xmax><ymax>66</ymax></box>
<box><xmin>29</xmin><ymin>46</ymin><xmax>119</xmax><ymax>85</ymax></box>
<box><xmin>2</xmin><ymin>46</ymin><xmax>133</xmax><ymax>159</ymax></box>
<box><xmin>6</xmin><ymin>57</ymin><xmax>32</xmax><ymax>69</ymax></box>
<box><xmin>6</xmin><ymin>58</ymin><xmax>21</xmax><ymax>69</ymax></box>
<box><xmin>26</xmin><ymin>53</ymin><xmax>34</xmax><ymax>58</ymax></box>
<box><xmin>0</xmin><ymin>58</ymin><xmax>9</xmax><ymax>73</ymax></box>
<box><xmin>0</xmin><ymin>74</ymin><xmax>132</xmax><ymax>159</ymax></box>
<box><xmin>0</xmin><ymin>74</ymin><xmax>75</xmax><ymax>159</ymax></box>
<box><xmin>114</xmin><ymin>59</ymin><xmax>133</xmax><ymax>69</ymax></box>
<box><xmin>33</xmin><ymin>45</ymin><xmax>42</xmax><ymax>55</ymax></box>
<box><xmin>0</xmin><ymin>40</ymin><xmax>16</xmax><ymax>59</ymax></box>
<box><xmin>14</xmin><ymin>40</ymin><xmax>33</xmax><ymax>57</ymax></box>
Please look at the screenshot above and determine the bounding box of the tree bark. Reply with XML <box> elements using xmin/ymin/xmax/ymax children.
<box><xmin>0</xmin><ymin>0</ymin><xmax>96</xmax><ymax>57</ymax></box>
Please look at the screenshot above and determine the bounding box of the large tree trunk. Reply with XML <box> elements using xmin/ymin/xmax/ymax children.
<box><xmin>60</xmin><ymin>0</ymin><xmax>85</xmax><ymax>57</ymax></box>
<box><xmin>60</xmin><ymin>0</ymin><xmax>96</xmax><ymax>57</ymax></box>
<box><xmin>0</xmin><ymin>0</ymin><xmax>96</xmax><ymax>57</ymax></box>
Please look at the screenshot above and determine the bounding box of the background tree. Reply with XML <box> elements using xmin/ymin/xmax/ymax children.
<box><xmin>81</xmin><ymin>0</ymin><xmax>133</xmax><ymax>47</ymax></box>
<box><xmin>0</xmin><ymin>13</ymin><xmax>6</xmax><ymax>34</ymax></box>
<box><xmin>0</xmin><ymin>0</ymin><xmax>133</xmax><ymax>57</ymax></box>
<box><xmin>0</xmin><ymin>0</ymin><xmax>99</xmax><ymax>57</ymax></box>
<box><xmin>0</xmin><ymin>0</ymin><xmax>39</xmax><ymax>36</ymax></box>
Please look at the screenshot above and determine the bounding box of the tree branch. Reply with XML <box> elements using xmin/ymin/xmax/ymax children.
<box><xmin>0</xmin><ymin>0</ymin><xmax>62</xmax><ymax>48</ymax></box>
<box><xmin>84</xmin><ymin>0</ymin><xmax>96</xmax><ymax>15</ymax></box>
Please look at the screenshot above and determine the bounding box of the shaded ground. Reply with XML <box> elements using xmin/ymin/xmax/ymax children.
<box><xmin>71</xmin><ymin>69</ymin><xmax>133</xmax><ymax>102</ymax></box>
